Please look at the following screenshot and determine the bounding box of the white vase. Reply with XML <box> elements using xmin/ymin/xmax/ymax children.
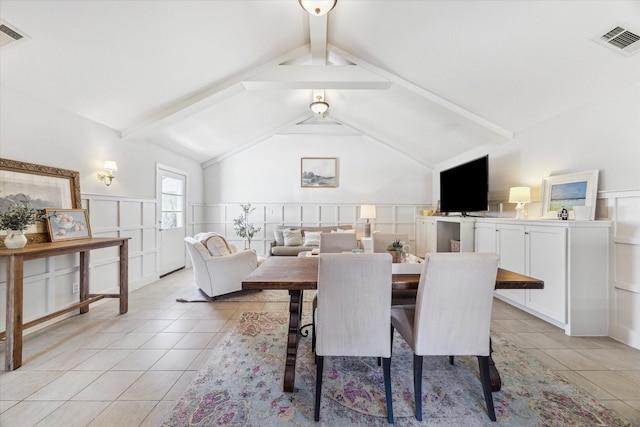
<box><xmin>4</xmin><ymin>230</ymin><xmax>28</xmax><ymax>249</ymax></box>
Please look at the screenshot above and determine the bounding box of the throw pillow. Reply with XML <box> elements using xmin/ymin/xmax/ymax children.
<box><xmin>282</xmin><ymin>229</ymin><xmax>303</xmax><ymax>246</ymax></box>
<box><xmin>205</xmin><ymin>236</ymin><xmax>231</xmax><ymax>256</ymax></box>
<box><xmin>332</xmin><ymin>228</ymin><xmax>355</xmax><ymax>233</ymax></box>
<box><xmin>273</xmin><ymin>229</ymin><xmax>284</xmax><ymax>246</ymax></box>
<box><xmin>303</xmin><ymin>231</ymin><xmax>321</xmax><ymax>247</ymax></box>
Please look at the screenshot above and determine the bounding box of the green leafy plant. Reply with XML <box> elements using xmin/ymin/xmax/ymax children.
<box><xmin>233</xmin><ymin>203</ymin><xmax>261</xmax><ymax>249</ymax></box>
<box><xmin>386</xmin><ymin>239</ymin><xmax>403</xmax><ymax>251</ymax></box>
<box><xmin>0</xmin><ymin>199</ymin><xmax>46</xmax><ymax>231</ymax></box>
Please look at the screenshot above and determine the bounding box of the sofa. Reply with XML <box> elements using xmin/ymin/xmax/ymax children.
<box><xmin>270</xmin><ymin>225</ymin><xmax>355</xmax><ymax>256</ymax></box>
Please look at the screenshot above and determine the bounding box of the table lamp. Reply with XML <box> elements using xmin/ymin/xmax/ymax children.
<box><xmin>509</xmin><ymin>187</ymin><xmax>531</xmax><ymax>219</ymax></box>
<box><xmin>360</xmin><ymin>205</ymin><xmax>377</xmax><ymax>237</ymax></box>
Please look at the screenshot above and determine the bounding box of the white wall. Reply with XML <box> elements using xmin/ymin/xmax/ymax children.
<box><xmin>203</xmin><ymin>134</ymin><xmax>432</xmax><ymax>205</ymax></box>
<box><xmin>1</xmin><ymin>85</ymin><xmax>204</xmax><ymax>202</ymax></box>
<box><xmin>1</xmin><ymin>86</ymin><xmax>204</xmax><ymax>330</ymax></box>
<box><xmin>432</xmin><ymin>84</ymin><xmax>640</xmax><ymax>349</ymax></box>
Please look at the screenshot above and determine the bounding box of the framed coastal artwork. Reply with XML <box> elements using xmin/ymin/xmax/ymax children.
<box><xmin>540</xmin><ymin>170</ymin><xmax>598</xmax><ymax>220</ymax></box>
<box><xmin>0</xmin><ymin>158</ymin><xmax>81</xmax><ymax>243</ymax></box>
<box><xmin>301</xmin><ymin>157</ymin><xmax>338</xmax><ymax>188</ymax></box>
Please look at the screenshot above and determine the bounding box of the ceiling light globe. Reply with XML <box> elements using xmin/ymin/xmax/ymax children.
<box><xmin>310</xmin><ymin>101</ymin><xmax>329</xmax><ymax>115</ymax></box>
<box><xmin>299</xmin><ymin>0</ymin><xmax>337</xmax><ymax>16</ymax></box>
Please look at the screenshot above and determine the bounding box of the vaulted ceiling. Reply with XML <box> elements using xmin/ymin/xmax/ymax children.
<box><xmin>2</xmin><ymin>1</ymin><xmax>639</xmax><ymax>168</ymax></box>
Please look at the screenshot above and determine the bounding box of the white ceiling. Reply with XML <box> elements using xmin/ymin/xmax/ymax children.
<box><xmin>2</xmin><ymin>1</ymin><xmax>639</xmax><ymax>168</ymax></box>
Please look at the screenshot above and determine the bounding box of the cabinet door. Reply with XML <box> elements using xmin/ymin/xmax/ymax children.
<box><xmin>475</xmin><ymin>222</ymin><xmax>497</xmax><ymax>253</ymax></box>
<box><xmin>526</xmin><ymin>226</ymin><xmax>567</xmax><ymax>324</ymax></box>
<box><xmin>415</xmin><ymin>218</ymin><xmax>427</xmax><ymax>257</ymax></box>
<box><xmin>495</xmin><ymin>224</ymin><xmax>526</xmax><ymax>305</ymax></box>
<box><xmin>425</xmin><ymin>219</ymin><xmax>438</xmax><ymax>254</ymax></box>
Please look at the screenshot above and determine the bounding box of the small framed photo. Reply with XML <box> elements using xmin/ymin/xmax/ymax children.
<box><xmin>540</xmin><ymin>170</ymin><xmax>599</xmax><ymax>220</ymax></box>
<box><xmin>301</xmin><ymin>157</ymin><xmax>338</xmax><ymax>188</ymax></box>
<box><xmin>45</xmin><ymin>209</ymin><xmax>92</xmax><ymax>241</ymax></box>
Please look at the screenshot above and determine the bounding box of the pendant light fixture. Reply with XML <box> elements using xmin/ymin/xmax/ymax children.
<box><xmin>298</xmin><ymin>0</ymin><xmax>337</xmax><ymax>16</ymax></box>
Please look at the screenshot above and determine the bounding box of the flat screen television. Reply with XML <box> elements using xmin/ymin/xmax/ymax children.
<box><xmin>439</xmin><ymin>155</ymin><xmax>489</xmax><ymax>216</ymax></box>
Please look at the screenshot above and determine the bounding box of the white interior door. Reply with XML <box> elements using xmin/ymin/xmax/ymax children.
<box><xmin>158</xmin><ymin>166</ymin><xmax>187</xmax><ymax>276</ymax></box>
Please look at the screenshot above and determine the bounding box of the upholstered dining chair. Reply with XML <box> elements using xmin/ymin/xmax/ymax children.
<box><xmin>372</xmin><ymin>233</ymin><xmax>410</xmax><ymax>254</ymax></box>
<box><xmin>310</xmin><ymin>232</ymin><xmax>359</xmax><ymax>352</ymax></box>
<box><xmin>390</xmin><ymin>252</ymin><xmax>499</xmax><ymax>422</ymax></box>
<box><xmin>372</xmin><ymin>233</ymin><xmax>414</xmax><ymax>305</ymax></box>
<box><xmin>319</xmin><ymin>232</ymin><xmax>358</xmax><ymax>253</ymax></box>
<box><xmin>315</xmin><ymin>253</ymin><xmax>395</xmax><ymax>424</ymax></box>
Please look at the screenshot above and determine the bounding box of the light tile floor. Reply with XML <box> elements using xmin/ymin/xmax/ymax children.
<box><xmin>1</xmin><ymin>268</ymin><xmax>639</xmax><ymax>426</ymax></box>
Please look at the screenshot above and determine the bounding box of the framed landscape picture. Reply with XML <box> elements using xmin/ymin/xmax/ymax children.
<box><xmin>301</xmin><ymin>157</ymin><xmax>338</xmax><ymax>188</ymax></box>
<box><xmin>0</xmin><ymin>158</ymin><xmax>81</xmax><ymax>243</ymax></box>
<box><xmin>541</xmin><ymin>170</ymin><xmax>598</xmax><ymax>220</ymax></box>
<box><xmin>45</xmin><ymin>209</ymin><xmax>92</xmax><ymax>241</ymax></box>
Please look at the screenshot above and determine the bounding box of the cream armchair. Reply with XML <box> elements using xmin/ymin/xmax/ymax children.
<box><xmin>184</xmin><ymin>236</ymin><xmax>260</xmax><ymax>298</ymax></box>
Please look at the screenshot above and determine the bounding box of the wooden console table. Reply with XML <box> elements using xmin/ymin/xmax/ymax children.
<box><xmin>0</xmin><ymin>237</ymin><xmax>129</xmax><ymax>370</ymax></box>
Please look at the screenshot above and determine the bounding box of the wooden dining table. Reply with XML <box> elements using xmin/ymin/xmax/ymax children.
<box><xmin>242</xmin><ymin>255</ymin><xmax>543</xmax><ymax>393</ymax></box>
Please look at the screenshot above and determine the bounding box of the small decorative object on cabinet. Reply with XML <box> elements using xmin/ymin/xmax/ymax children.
<box><xmin>558</xmin><ymin>207</ymin><xmax>568</xmax><ymax>220</ymax></box>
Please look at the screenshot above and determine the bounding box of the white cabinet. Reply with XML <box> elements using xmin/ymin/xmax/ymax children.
<box><xmin>415</xmin><ymin>216</ymin><xmax>475</xmax><ymax>257</ymax></box>
<box><xmin>475</xmin><ymin>219</ymin><xmax>610</xmax><ymax>336</ymax></box>
<box><xmin>476</xmin><ymin>222</ymin><xmax>529</xmax><ymax>306</ymax></box>
<box><xmin>360</xmin><ymin>236</ymin><xmax>373</xmax><ymax>254</ymax></box>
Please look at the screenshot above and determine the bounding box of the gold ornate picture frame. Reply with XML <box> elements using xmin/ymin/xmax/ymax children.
<box><xmin>0</xmin><ymin>158</ymin><xmax>81</xmax><ymax>244</ymax></box>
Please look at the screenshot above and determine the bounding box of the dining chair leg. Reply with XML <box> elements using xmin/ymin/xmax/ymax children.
<box><xmin>315</xmin><ymin>355</ymin><xmax>324</xmax><ymax>421</ymax></box>
<box><xmin>382</xmin><ymin>357</ymin><xmax>394</xmax><ymax>424</ymax></box>
<box><xmin>477</xmin><ymin>355</ymin><xmax>496</xmax><ymax>422</ymax></box>
<box><xmin>413</xmin><ymin>354</ymin><xmax>423</xmax><ymax>421</ymax></box>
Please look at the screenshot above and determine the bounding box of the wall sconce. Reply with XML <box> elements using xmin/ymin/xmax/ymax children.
<box><xmin>97</xmin><ymin>161</ymin><xmax>118</xmax><ymax>186</ymax></box>
<box><xmin>509</xmin><ymin>187</ymin><xmax>531</xmax><ymax>219</ymax></box>
<box><xmin>360</xmin><ymin>205</ymin><xmax>377</xmax><ymax>237</ymax></box>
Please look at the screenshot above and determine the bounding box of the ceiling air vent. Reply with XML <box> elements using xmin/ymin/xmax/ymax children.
<box><xmin>594</xmin><ymin>24</ymin><xmax>640</xmax><ymax>56</ymax></box>
<box><xmin>0</xmin><ymin>21</ymin><xmax>26</xmax><ymax>49</ymax></box>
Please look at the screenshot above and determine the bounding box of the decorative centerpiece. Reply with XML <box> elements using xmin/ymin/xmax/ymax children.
<box><xmin>0</xmin><ymin>199</ymin><xmax>46</xmax><ymax>249</ymax></box>
<box><xmin>233</xmin><ymin>203</ymin><xmax>261</xmax><ymax>250</ymax></box>
<box><xmin>387</xmin><ymin>239</ymin><xmax>405</xmax><ymax>263</ymax></box>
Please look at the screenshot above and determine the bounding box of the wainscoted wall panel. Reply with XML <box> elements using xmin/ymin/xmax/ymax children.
<box><xmin>196</xmin><ymin>203</ymin><xmax>426</xmax><ymax>256</ymax></box>
<box><xmin>23</xmin><ymin>278</ymin><xmax>48</xmax><ymax>322</ymax></box>
<box><xmin>602</xmin><ymin>189</ymin><xmax>640</xmax><ymax>349</ymax></box>
<box><xmin>0</xmin><ymin>194</ymin><xmax>159</xmax><ymax>332</ymax></box>
<box><xmin>84</xmin><ymin>194</ymin><xmax>158</xmax><ymax>292</ymax></box>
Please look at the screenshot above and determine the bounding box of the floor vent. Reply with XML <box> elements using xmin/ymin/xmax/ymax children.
<box><xmin>594</xmin><ymin>24</ymin><xmax>640</xmax><ymax>56</ymax></box>
<box><xmin>0</xmin><ymin>21</ymin><xmax>27</xmax><ymax>48</ymax></box>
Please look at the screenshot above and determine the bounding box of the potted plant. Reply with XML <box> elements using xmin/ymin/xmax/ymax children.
<box><xmin>0</xmin><ymin>199</ymin><xmax>45</xmax><ymax>249</ymax></box>
<box><xmin>233</xmin><ymin>203</ymin><xmax>261</xmax><ymax>250</ymax></box>
<box><xmin>386</xmin><ymin>239</ymin><xmax>404</xmax><ymax>263</ymax></box>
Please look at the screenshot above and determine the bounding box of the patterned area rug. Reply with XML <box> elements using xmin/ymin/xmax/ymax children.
<box><xmin>176</xmin><ymin>285</ymin><xmax>315</xmax><ymax>303</ymax></box>
<box><xmin>161</xmin><ymin>312</ymin><xmax>633</xmax><ymax>426</ymax></box>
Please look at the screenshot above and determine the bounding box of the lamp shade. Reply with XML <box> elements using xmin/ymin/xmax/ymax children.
<box><xmin>360</xmin><ymin>205</ymin><xmax>377</xmax><ymax>219</ymax></box>
<box><xmin>509</xmin><ymin>187</ymin><xmax>531</xmax><ymax>203</ymax></box>
<box><xmin>299</xmin><ymin>0</ymin><xmax>337</xmax><ymax>16</ymax></box>
<box><xmin>103</xmin><ymin>160</ymin><xmax>118</xmax><ymax>171</ymax></box>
